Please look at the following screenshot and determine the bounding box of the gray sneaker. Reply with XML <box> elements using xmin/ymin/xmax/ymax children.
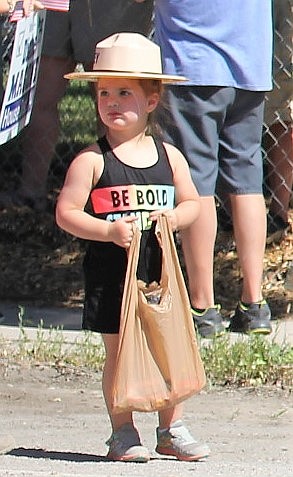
<box><xmin>106</xmin><ymin>423</ymin><xmax>150</xmax><ymax>462</ymax></box>
<box><xmin>156</xmin><ymin>421</ymin><xmax>210</xmax><ymax>461</ymax></box>
<box><xmin>0</xmin><ymin>435</ymin><xmax>15</xmax><ymax>455</ymax></box>
<box><xmin>229</xmin><ymin>300</ymin><xmax>272</xmax><ymax>334</ymax></box>
<box><xmin>192</xmin><ymin>305</ymin><xmax>225</xmax><ymax>338</ymax></box>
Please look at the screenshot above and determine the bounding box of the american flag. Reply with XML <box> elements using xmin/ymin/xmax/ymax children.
<box><xmin>10</xmin><ymin>0</ymin><xmax>70</xmax><ymax>22</ymax></box>
<box><xmin>42</xmin><ymin>0</ymin><xmax>70</xmax><ymax>11</ymax></box>
<box><xmin>10</xmin><ymin>1</ymin><xmax>24</xmax><ymax>22</ymax></box>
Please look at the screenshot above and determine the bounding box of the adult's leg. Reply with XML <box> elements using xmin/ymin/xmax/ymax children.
<box><xmin>159</xmin><ymin>86</ymin><xmax>224</xmax><ymax>309</ymax></box>
<box><xmin>230</xmin><ymin>193</ymin><xmax>267</xmax><ymax>303</ymax></box>
<box><xmin>157</xmin><ymin>85</ymin><xmax>227</xmax><ymax>337</ymax></box>
<box><xmin>218</xmin><ymin>90</ymin><xmax>268</xmax><ymax>303</ymax></box>
<box><xmin>20</xmin><ymin>55</ymin><xmax>75</xmax><ymax>202</ymax></box>
<box><xmin>181</xmin><ymin>197</ymin><xmax>217</xmax><ymax>308</ymax></box>
<box><xmin>222</xmin><ymin>90</ymin><xmax>271</xmax><ymax>333</ymax></box>
<box><xmin>229</xmin><ymin>191</ymin><xmax>271</xmax><ymax>333</ymax></box>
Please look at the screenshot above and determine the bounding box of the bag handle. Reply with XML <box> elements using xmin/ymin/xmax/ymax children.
<box><xmin>126</xmin><ymin>222</ymin><xmax>141</xmax><ymax>276</ymax></box>
<box><xmin>126</xmin><ymin>215</ymin><xmax>173</xmax><ymax>288</ymax></box>
<box><xmin>155</xmin><ymin>215</ymin><xmax>173</xmax><ymax>289</ymax></box>
<box><xmin>118</xmin><ymin>223</ymin><xmax>141</xmax><ymax>341</ymax></box>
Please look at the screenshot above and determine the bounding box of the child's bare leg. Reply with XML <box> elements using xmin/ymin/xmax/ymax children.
<box><xmin>101</xmin><ymin>333</ymin><xmax>133</xmax><ymax>431</ymax></box>
<box><xmin>158</xmin><ymin>402</ymin><xmax>184</xmax><ymax>428</ymax></box>
<box><xmin>101</xmin><ymin>333</ymin><xmax>149</xmax><ymax>462</ymax></box>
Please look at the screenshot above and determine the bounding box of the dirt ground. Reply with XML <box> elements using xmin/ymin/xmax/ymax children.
<box><xmin>0</xmin><ymin>201</ymin><xmax>292</xmax><ymax>476</ymax></box>
<box><xmin>0</xmin><ymin>364</ymin><xmax>292</xmax><ymax>477</ymax></box>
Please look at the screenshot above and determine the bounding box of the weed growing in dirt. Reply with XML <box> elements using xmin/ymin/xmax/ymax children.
<box><xmin>1</xmin><ymin>306</ymin><xmax>106</xmax><ymax>370</ymax></box>
<box><xmin>0</xmin><ymin>307</ymin><xmax>292</xmax><ymax>389</ymax></box>
<box><xmin>200</xmin><ymin>333</ymin><xmax>293</xmax><ymax>388</ymax></box>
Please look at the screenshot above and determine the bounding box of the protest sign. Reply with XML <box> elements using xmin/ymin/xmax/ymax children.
<box><xmin>0</xmin><ymin>10</ymin><xmax>46</xmax><ymax>144</ymax></box>
<box><xmin>10</xmin><ymin>0</ymin><xmax>70</xmax><ymax>21</ymax></box>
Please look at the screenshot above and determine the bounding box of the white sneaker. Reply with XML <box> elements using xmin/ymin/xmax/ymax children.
<box><xmin>106</xmin><ymin>423</ymin><xmax>150</xmax><ymax>462</ymax></box>
<box><xmin>156</xmin><ymin>421</ymin><xmax>210</xmax><ymax>461</ymax></box>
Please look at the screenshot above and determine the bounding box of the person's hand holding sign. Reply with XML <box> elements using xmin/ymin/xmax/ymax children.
<box><xmin>0</xmin><ymin>0</ymin><xmax>44</xmax><ymax>15</ymax></box>
<box><xmin>23</xmin><ymin>0</ymin><xmax>45</xmax><ymax>16</ymax></box>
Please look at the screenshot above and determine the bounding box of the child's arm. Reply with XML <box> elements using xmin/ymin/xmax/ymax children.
<box><xmin>56</xmin><ymin>147</ymin><xmax>137</xmax><ymax>248</ymax></box>
<box><xmin>149</xmin><ymin>143</ymin><xmax>200</xmax><ymax>231</ymax></box>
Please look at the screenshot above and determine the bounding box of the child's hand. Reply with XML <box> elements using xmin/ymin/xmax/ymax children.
<box><xmin>149</xmin><ymin>209</ymin><xmax>178</xmax><ymax>231</ymax></box>
<box><xmin>107</xmin><ymin>215</ymin><xmax>138</xmax><ymax>248</ymax></box>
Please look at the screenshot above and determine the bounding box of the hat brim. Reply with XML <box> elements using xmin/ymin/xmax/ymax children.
<box><xmin>64</xmin><ymin>71</ymin><xmax>188</xmax><ymax>83</ymax></box>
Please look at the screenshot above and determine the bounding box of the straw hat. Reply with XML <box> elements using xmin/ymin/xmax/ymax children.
<box><xmin>64</xmin><ymin>32</ymin><xmax>187</xmax><ymax>83</ymax></box>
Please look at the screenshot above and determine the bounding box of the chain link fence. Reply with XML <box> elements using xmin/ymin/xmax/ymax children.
<box><xmin>0</xmin><ymin>5</ymin><xmax>292</xmax><ymax>313</ymax></box>
<box><xmin>0</xmin><ymin>13</ymin><xmax>99</xmax><ymax>203</ymax></box>
<box><xmin>262</xmin><ymin>0</ymin><xmax>293</xmax><ymax>229</ymax></box>
<box><xmin>0</xmin><ymin>5</ymin><xmax>292</xmax><ymax>220</ymax></box>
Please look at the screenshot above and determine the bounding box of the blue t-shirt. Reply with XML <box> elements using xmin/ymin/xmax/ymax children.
<box><xmin>155</xmin><ymin>0</ymin><xmax>273</xmax><ymax>91</ymax></box>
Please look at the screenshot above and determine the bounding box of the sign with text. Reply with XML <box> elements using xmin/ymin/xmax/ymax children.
<box><xmin>0</xmin><ymin>10</ymin><xmax>46</xmax><ymax>145</ymax></box>
<box><xmin>10</xmin><ymin>0</ymin><xmax>70</xmax><ymax>21</ymax></box>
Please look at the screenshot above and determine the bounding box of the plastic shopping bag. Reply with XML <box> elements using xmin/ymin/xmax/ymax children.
<box><xmin>111</xmin><ymin>215</ymin><xmax>206</xmax><ymax>414</ymax></box>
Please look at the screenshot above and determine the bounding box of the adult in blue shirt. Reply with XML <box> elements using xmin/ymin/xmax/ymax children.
<box><xmin>136</xmin><ymin>0</ymin><xmax>273</xmax><ymax>337</ymax></box>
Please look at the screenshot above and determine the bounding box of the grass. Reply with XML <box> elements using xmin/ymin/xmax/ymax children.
<box><xmin>0</xmin><ymin>306</ymin><xmax>106</xmax><ymax>371</ymax></box>
<box><xmin>0</xmin><ymin>307</ymin><xmax>292</xmax><ymax>390</ymax></box>
<box><xmin>201</xmin><ymin>332</ymin><xmax>293</xmax><ymax>388</ymax></box>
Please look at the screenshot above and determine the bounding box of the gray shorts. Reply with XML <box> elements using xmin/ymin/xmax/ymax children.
<box><xmin>159</xmin><ymin>86</ymin><xmax>265</xmax><ymax>196</ymax></box>
<box><xmin>42</xmin><ymin>0</ymin><xmax>153</xmax><ymax>65</ymax></box>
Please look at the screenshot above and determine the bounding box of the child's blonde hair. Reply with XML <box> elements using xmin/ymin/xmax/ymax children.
<box><xmin>139</xmin><ymin>79</ymin><xmax>164</xmax><ymax>137</ymax></box>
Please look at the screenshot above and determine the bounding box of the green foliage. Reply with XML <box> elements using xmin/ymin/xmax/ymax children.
<box><xmin>200</xmin><ymin>333</ymin><xmax>293</xmax><ymax>388</ymax></box>
<box><xmin>0</xmin><ymin>307</ymin><xmax>292</xmax><ymax>389</ymax></box>
<box><xmin>5</xmin><ymin>306</ymin><xmax>106</xmax><ymax>371</ymax></box>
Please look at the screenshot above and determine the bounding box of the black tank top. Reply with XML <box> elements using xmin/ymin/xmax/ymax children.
<box><xmin>85</xmin><ymin>135</ymin><xmax>175</xmax><ymax>284</ymax></box>
<box><xmin>87</xmin><ymin>135</ymin><xmax>174</xmax><ymax>225</ymax></box>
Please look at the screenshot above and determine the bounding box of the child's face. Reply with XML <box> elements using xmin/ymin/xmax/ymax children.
<box><xmin>96</xmin><ymin>78</ymin><xmax>158</xmax><ymax>131</ymax></box>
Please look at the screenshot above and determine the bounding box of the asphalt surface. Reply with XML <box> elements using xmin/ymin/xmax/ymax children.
<box><xmin>0</xmin><ymin>303</ymin><xmax>292</xmax><ymax>477</ymax></box>
<box><xmin>0</xmin><ymin>300</ymin><xmax>293</xmax><ymax>344</ymax></box>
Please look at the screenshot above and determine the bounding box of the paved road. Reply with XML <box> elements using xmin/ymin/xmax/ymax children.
<box><xmin>0</xmin><ymin>366</ymin><xmax>292</xmax><ymax>477</ymax></box>
<box><xmin>0</xmin><ymin>303</ymin><xmax>83</xmax><ymax>330</ymax></box>
<box><xmin>0</xmin><ymin>302</ymin><xmax>292</xmax><ymax>477</ymax></box>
